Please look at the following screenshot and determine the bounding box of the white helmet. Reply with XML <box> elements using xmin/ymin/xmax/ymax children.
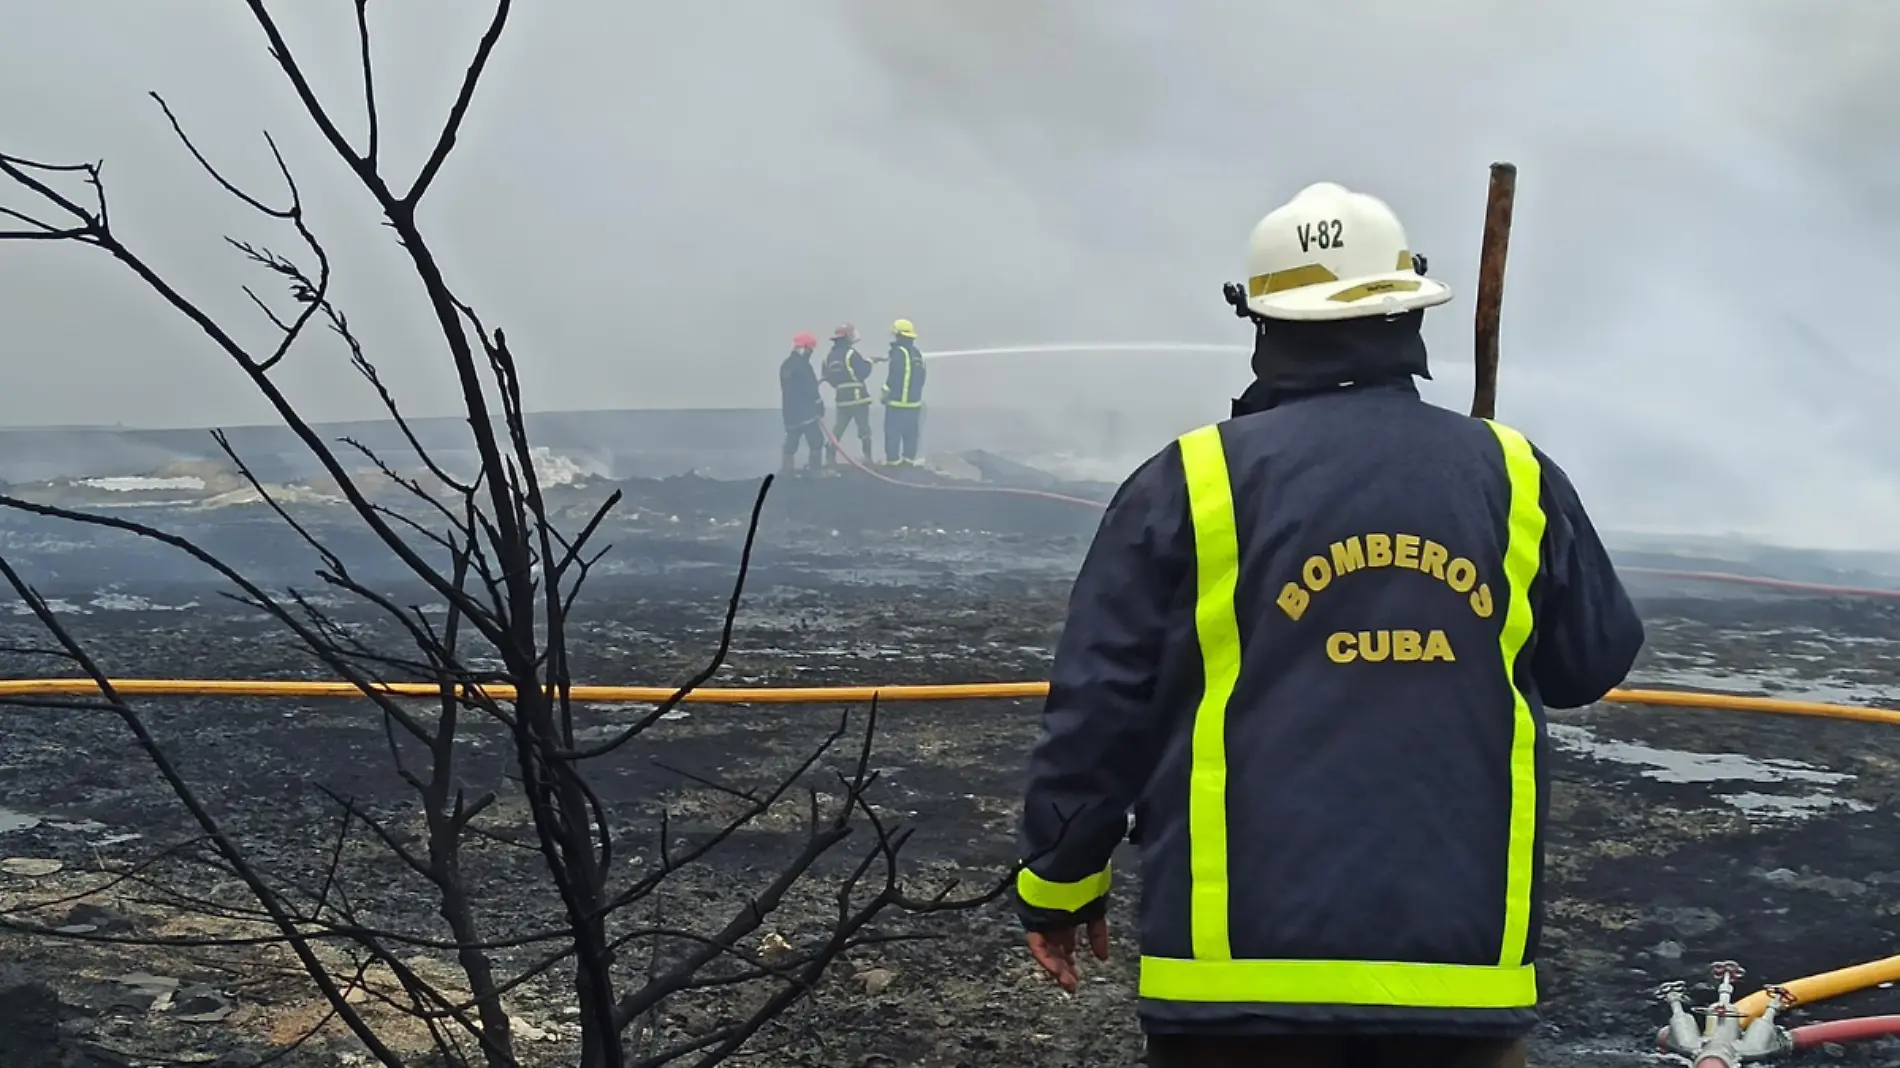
<box><xmin>1244</xmin><ymin>182</ymin><xmax>1452</xmax><ymax>322</ymax></box>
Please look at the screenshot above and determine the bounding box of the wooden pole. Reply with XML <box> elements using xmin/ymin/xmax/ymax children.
<box><xmin>1470</xmin><ymin>161</ymin><xmax>1518</xmax><ymax>420</ymax></box>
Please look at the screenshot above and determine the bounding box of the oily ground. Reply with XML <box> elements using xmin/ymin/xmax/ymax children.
<box><xmin>1</xmin><ymin>472</ymin><xmax>1900</xmax><ymax>1067</ymax></box>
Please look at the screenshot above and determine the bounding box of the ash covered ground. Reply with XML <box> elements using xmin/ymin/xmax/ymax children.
<box><xmin>2</xmin><ymin>467</ymin><xmax>1900</xmax><ymax>1067</ymax></box>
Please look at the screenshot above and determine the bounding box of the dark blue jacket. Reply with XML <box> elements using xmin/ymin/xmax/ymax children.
<box><xmin>1015</xmin><ymin>379</ymin><xmax>1644</xmax><ymax>1038</ymax></box>
<box><xmin>883</xmin><ymin>339</ymin><xmax>926</xmax><ymax>407</ymax></box>
<box><xmin>779</xmin><ymin>348</ymin><xmax>823</xmax><ymax>428</ymax></box>
<box><xmin>822</xmin><ymin>340</ymin><xmax>876</xmax><ymax>407</ymax></box>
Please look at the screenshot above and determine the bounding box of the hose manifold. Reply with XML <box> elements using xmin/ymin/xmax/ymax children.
<box><xmin>1653</xmin><ymin>963</ymin><xmax>1794</xmax><ymax>1065</ymax></box>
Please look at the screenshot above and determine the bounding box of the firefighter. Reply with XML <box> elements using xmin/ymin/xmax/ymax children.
<box><xmin>821</xmin><ymin>323</ymin><xmax>876</xmax><ymax>467</ymax></box>
<box><xmin>881</xmin><ymin>318</ymin><xmax>927</xmax><ymax>466</ymax></box>
<box><xmin>778</xmin><ymin>332</ymin><xmax>824</xmax><ymax>475</ymax></box>
<box><xmin>1013</xmin><ymin>182</ymin><xmax>1645</xmax><ymax>1068</ymax></box>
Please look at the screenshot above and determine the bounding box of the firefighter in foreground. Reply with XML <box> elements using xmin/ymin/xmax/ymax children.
<box><xmin>1013</xmin><ymin>182</ymin><xmax>1646</xmax><ymax>1068</ymax></box>
<box><xmin>881</xmin><ymin>318</ymin><xmax>927</xmax><ymax>466</ymax></box>
<box><xmin>821</xmin><ymin>323</ymin><xmax>877</xmax><ymax>466</ymax></box>
<box><xmin>778</xmin><ymin>332</ymin><xmax>824</xmax><ymax>475</ymax></box>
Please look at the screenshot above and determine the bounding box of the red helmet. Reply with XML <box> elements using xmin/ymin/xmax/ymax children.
<box><xmin>792</xmin><ymin>332</ymin><xmax>818</xmax><ymax>349</ymax></box>
<box><xmin>832</xmin><ymin>323</ymin><xmax>856</xmax><ymax>340</ymax></box>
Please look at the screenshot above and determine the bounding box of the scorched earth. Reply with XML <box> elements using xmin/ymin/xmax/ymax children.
<box><xmin>1</xmin><ymin>472</ymin><xmax>1899</xmax><ymax>1067</ymax></box>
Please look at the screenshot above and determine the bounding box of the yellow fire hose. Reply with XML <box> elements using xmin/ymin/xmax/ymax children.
<box><xmin>0</xmin><ymin>678</ymin><xmax>1894</xmax><ymax>727</ymax></box>
<box><xmin>1732</xmin><ymin>955</ymin><xmax>1900</xmax><ymax>1023</ymax></box>
<box><xmin>4</xmin><ymin>672</ymin><xmax>1896</xmax><ymax>1015</ymax></box>
<box><xmin>0</xmin><ymin>677</ymin><xmax>1047</xmax><ymax>703</ymax></box>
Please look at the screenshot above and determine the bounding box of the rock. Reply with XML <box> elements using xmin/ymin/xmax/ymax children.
<box><xmin>1652</xmin><ymin>940</ymin><xmax>1685</xmax><ymax>961</ymax></box>
<box><xmin>62</xmin><ymin>903</ymin><xmax>133</xmax><ymax>933</ymax></box>
<box><xmin>106</xmin><ymin>973</ymin><xmax>178</xmax><ymax>1014</ymax></box>
<box><xmin>758</xmin><ymin>932</ymin><xmax>795</xmax><ymax>965</ymax></box>
<box><xmin>212</xmin><ymin>1052</ymin><xmax>263</xmax><ymax>1068</ymax></box>
<box><xmin>1756</xmin><ymin>867</ymin><xmax>1866</xmax><ymax>897</ymax></box>
<box><xmin>0</xmin><ymin>858</ymin><xmax>63</xmax><ymax>878</ymax></box>
<box><xmin>172</xmin><ymin>986</ymin><xmax>233</xmax><ymax>1023</ymax></box>
<box><xmin>109</xmin><ymin>973</ymin><xmax>177</xmax><ymax>991</ymax></box>
<box><xmin>510</xmin><ymin>1016</ymin><xmax>551</xmax><ymax>1042</ymax></box>
<box><xmin>1650</xmin><ymin>905</ymin><xmax>1724</xmax><ymax>938</ymax></box>
<box><xmin>857</xmin><ymin>968</ymin><xmax>894</xmax><ymax>996</ymax></box>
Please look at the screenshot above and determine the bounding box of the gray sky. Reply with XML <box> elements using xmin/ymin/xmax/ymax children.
<box><xmin>2</xmin><ymin>1</ymin><xmax>1898</xmax><ymax>548</ymax></box>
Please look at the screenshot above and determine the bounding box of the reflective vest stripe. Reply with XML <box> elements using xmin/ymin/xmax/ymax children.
<box><xmin>1176</xmin><ymin>424</ymin><xmax>1243</xmax><ymax>961</ymax></box>
<box><xmin>886</xmin><ymin>347</ymin><xmax>925</xmax><ymax>406</ymax></box>
<box><xmin>1016</xmin><ymin>864</ymin><xmax>1112</xmax><ymax>912</ymax></box>
<box><xmin>1140</xmin><ymin>957</ymin><xmax>1537</xmax><ymax>1007</ymax></box>
<box><xmin>831</xmin><ymin>353</ymin><xmax>868</xmax><ymax>383</ymax></box>
<box><xmin>1485</xmin><ymin>419</ymin><xmax>1547</xmax><ymax>969</ymax></box>
<box><xmin>1141</xmin><ymin>419</ymin><xmax>1547</xmax><ymax>1009</ymax></box>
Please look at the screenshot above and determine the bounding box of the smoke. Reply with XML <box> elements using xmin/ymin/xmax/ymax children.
<box><xmin>1</xmin><ymin>1</ymin><xmax>1897</xmax><ymax>548</ymax></box>
<box><xmin>842</xmin><ymin>0</ymin><xmax>1900</xmax><ymax>550</ymax></box>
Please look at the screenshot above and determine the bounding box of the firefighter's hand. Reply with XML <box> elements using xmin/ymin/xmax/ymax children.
<box><xmin>1026</xmin><ymin>918</ymin><xmax>1109</xmax><ymax>993</ymax></box>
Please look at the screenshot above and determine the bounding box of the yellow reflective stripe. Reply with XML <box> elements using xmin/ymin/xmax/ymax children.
<box><xmin>1139</xmin><ymin>956</ymin><xmax>1537</xmax><ymax>1008</ymax></box>
<box><xmin>1484</xmin><ymin>419</ymin><xmax>1547</xmax><ymax>969</ymax></box>
<box><xmin>1016</xmin><ymin>863</ymin><xmax>1112</xmax><ymax>912</ymax></box>
<box><xmin>1175</xmin><ymin>424</ymin><xmax>1243</xmax><ymax>961</ymax></box>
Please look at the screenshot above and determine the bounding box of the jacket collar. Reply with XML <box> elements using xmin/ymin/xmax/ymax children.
<box><xmin>1232</xmin><ymin>376</ymin><xmax>1420</xmax><ymax>418</ymax></box>
<box><xmin>1231</xmin><ymin>310</ymin><xmax>1432</xmax><ymax>417</ymax></box>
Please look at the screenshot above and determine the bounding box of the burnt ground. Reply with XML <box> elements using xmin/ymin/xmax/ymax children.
<box><xmin>2</xmin><ymin>472</ymin><xmax>1900</xmax><ymax>1066</ymax></box>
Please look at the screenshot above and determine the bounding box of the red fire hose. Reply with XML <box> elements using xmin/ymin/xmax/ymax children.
<box><xmin>1790</xmin><ymin>1015</ymin><xmax>1900</xmax><ymax>1049</ymax></box>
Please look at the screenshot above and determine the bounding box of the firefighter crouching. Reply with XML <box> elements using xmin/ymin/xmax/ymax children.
<box><xmin>1013</xmin><ymin>181</ymin><xmax>1646</xmax><ymax>1068</ymax></box>
<box><xmin>821</xmin><ymin>323</ymin><xmax>876</xmax><ymax>467</ymax></box>
<box><xmin>778</xmin><ymin>332</ymin><xmax>825</xmax><ymax>475</ymax></box>
<box><xmin>881</xmin><ymin>318</ymin><xmax>927</xmax><ymax>466</ymax></box>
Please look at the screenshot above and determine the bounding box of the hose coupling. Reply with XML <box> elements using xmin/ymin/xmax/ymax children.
<box><xmin>1654</xmin><ymin>966</ymin><xmax>1794</xmax><ymax>1064</ymax></box>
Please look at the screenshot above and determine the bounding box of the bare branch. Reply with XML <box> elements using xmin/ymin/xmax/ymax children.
<box><xmin>404</xmin><ymin>0</ymin><xmax>513</xmax><ymax>206</ymax></box>
<box><xmin>565</xmin><ymin>476</ymin><xmax>772</xmax><ymax>760</ymax></box>
<box><xmin>149</xmin><ymin>91</ymin><xmax>295</xmax><ymax>218</ymax></box>
<box><xmin>355</xmin><ymin>0</ymin><xmax>380</xmax><ymax>164</ymax></box>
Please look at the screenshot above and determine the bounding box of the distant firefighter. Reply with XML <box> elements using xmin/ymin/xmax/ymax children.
<box><xmin>820</xmin><ymin>323</ymin><xmax>876</xmax><ymax>467</ymax></box>
<box><xmin>778</xmin><ymin>332</ymin><xmax>824</xmax><ymax>475</ymax></box>
<box><xmin>881</xmin><ymin>318</ymin><xmax>927</xmax><ymax>466</ymax></box>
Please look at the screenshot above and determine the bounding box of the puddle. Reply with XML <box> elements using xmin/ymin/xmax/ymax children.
<box><xmin>0</xmin><ymin>807</ymin><xmax>39</xmax><ymax>834</ymax></box>
<box><xmin>1548</xmin><ymin>723</ymin><xmax>1868</xmax><ymax>821</ymax></box>
<box><xmin>1550</xmin><ymin>724</ymin><xmax>1848</xmax><ymax>785</ymax></box>
<box><xmin>0</xmin><ymin>805</ymin><xmax>109</xmax><ymax>836</ymax></box>
<box><xmin>1724</xmin><ymin>791</ymin><xmax>1874</xmax><ymax>819</ymax></box>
